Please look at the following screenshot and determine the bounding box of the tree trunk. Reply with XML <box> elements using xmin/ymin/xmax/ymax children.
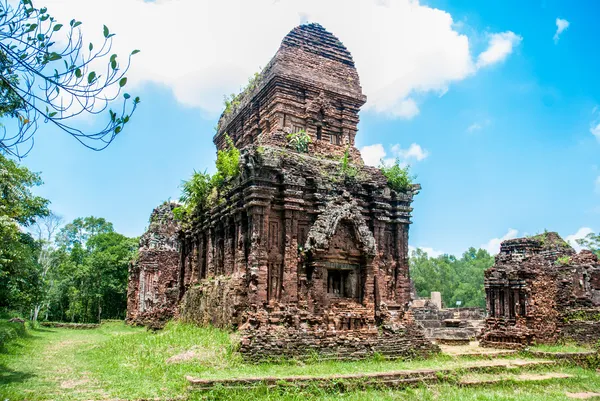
<box><xmin>33</xmin><ymin>304</ymin><xmax>41</xmax><ymax>322</ymax></box>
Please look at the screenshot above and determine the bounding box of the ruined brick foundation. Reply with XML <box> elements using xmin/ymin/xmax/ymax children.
<box><xmin>479</xmin><ymin>232</ymin><xmax>600</xmax><ymax>348</ymax></box>
<box><xmin>127</xmin><ymin>23</ymin><xmax>438</xmax><ymax>360</ymax></box>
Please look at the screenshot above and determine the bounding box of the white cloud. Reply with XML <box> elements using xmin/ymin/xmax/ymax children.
<box><xmin>360</xmin><ymin>142</ymin><xmax>429</xmax><ymax>167</ymax></box>
<box><xmin>37</xmin><ymin>0</ymin><xmax>521</xmax><ymax>119</ymax></box>
<box><xmin>481</xmin><ymin>228</ymin><xmax>519</xmax><ymax>255</ymax></box>
<box><xmin>391</xmin><ymin>143</ymin><xmax>429</xmax><ymax>161</ymax></box>
<box><xmin>565</xmin><ymin>227</ymin><xmax>594</xmax><ymax>252</ymax></box>
<box><xmin>596</xmin><ymin>176</ymin><xmax>600</xmax><ymax>194</ymax></box>
<box><xmin>467</xmin><ymin>123</ymin><xmax>482</xmax><ymax>132</ymax></box>
<box><xmin>553</xmin><ymin>18</ymin><xmax>570</xmax><ymax>44</ymax></box>
<box><xmin>409</xmin><ymin>245</ymin><xmax>444</xmax><ymax>258</ymax></box>
<box><xmin>360</xmin><ymin>144</ymin><xmax>387</xmax><ymax>167</ymax></box>
<box><xmin>591</xmin><ymin>123</ymin><xmax>600</xmax><ymax>141</ymax></box>
<box><xmin>466</xmin><ymin>119</ymin><xmax>492</xmax><ymax>133</ymax></box>
<box><xmin>476</xmin><ymin>32</ymin><xmax>522</xmax><ymax>69</ymax></box>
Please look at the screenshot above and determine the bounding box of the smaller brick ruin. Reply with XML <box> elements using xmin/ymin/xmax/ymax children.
<box><xmin>126</xmin><ymin>202</ymin><xmax>181</xmax><ymax>329</ymax></box>
<box><xmin>479</xmin><ymin>232</ymin><xmax>600</xmax><ymax>348</ymax></box>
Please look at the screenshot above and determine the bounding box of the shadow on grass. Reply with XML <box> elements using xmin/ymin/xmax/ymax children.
<box><xmin>0</xmin><ymin>364</ymin><xmax>35</xmax><ymax>385</ymax></box>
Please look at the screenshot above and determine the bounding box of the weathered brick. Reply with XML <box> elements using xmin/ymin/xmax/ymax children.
<box><xmin>127</xmin><ymin>23</ymin><xmax>437</xmax><ymax>359</ymax></box>
<box><xmin>479</xmin><ymin>232</ymin><xmax>600</xmax><ymax>347</ymax></box>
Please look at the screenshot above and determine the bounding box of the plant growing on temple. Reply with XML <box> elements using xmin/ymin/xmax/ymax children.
<box><xmin>339</xmin><ymin>146</ymin><xmax>357</xmax><ymax>178</ymax></box>
<box><xmin>175</xmin><ymin>170</ymin><xmax>213</xmax><ymax>219</ymax></box>
<box><xmin>213</xmin><ymin>134</ymin><xmax>240</xmax><ymax>187</ymax></box>
<box><xmin>287</xmin><ymin>129</ymin><xmax>311</xmax><ymax>153</ymax></box>
<box><xmin>222</xmin><ymin>93</ymin><xmax>241</xmax><ymax>117</ymax></box>
<box><xmin>175</xmin><ymin>135</ymin><xmax>240</xmax><ymax>219</ymax></box>
<box><xmin>222</xmin><ymin>69</ymin><xmax>263</xmax><ymax>118</ymax></box>
<box><xmin>380</xmin><ymin>159</ymin><xmax>415</xmax><ymax>192</ymax></box>
<box><xmin>0</xmin><ymin>0</ymin><xmax>140</xmax><ymax>157</ymax></box>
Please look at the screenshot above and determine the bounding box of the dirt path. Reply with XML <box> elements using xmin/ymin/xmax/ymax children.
<box><xmin>0</xmin><ymin>323</ymin><xmax>137</xmax><ymax>400</ymax></box>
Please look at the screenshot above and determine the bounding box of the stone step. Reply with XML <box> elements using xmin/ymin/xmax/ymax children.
<box><xmin>459</xmin><ymin>372</ymin><xmax>573</xmax><ymax>386</ymax></box>
<box><xmin>186</xmin><ymin>359</ymin><xmax>555</xmax><ymax>390</ymax></box>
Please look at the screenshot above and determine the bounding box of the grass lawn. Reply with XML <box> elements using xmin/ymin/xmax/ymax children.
<box><xmin>1</xmin><ymin>321</ymin><xmax>600</xmax><ymax>401</ymax></box>
<box><xmin>528</xmin><ymin>342</ymin><xmax>597</xmax><ymax>353</ymax></box>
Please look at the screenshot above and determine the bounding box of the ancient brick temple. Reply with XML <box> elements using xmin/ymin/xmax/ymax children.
<box><xmin>127</xmin><ymin>23</ymin><xmax>437</xmax><ymax>360</ymax></box>
<box><xmin>480</xmin><ymin>232</ymin><xmax>600</xmax><ymax>348</ymax></box>
<box><xmin>127</xmin><ymin>202</ymin><xmax>181</xmax><ymax>329</ymax></box>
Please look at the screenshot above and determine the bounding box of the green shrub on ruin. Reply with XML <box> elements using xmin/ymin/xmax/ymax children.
<box><xmin>339</xmin><ymin>146</ymin><xmax>358</xmax><ymax>179</ymax></box>
<box><xmin>176</xmin><ymin>135</ymin><xmax>240</xmax><ymax>220</ymax></box>
<box><xmin>222</xmin><ymin>69</ymin><xmax>263</xmax><ymax>118</ymax></box>
<box><xmin>380</xmin><ymin>159</ymin><xmax>415</xmax><ymax>192</ymax></box>
<box><xmin>176</xmin><ymin>170</ymin><xmax>214</xmax><ymax>219</ymax></box>
<box><xmin>287</xmin><ymin>130</ymin><xmax>311</xmax><ymax>153</ymax></box>
<box><xmin>213</xmin><ymin>135</ymin><xmax>241</xmax><ymax>187</ymax></box>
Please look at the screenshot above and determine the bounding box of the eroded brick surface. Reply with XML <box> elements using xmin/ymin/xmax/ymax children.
<box><xmin>127</xmin><ymin>23</ymin><xmax>437</xmax><ymax>359</ymax></box>
<box><xmin>480</xmin><ymin>232</ymin><xmax>600</xmax><ymax>347</ymax></box>
<box><xmin>126</xmin><ymin>202</ymin><xmax>181</xmax><ymax>329</ymax></box>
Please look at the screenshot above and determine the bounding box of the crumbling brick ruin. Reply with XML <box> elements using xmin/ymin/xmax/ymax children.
<box><xmin>127</xmin><ymin>23</ymin><xmax>437</xmax><ymax>360</ymax></box>
<box><xmin>127</xmin><ymin>202</ymin><xmax>181</xmax><ymax>329</ymax></box>
<box><xmin>480</xmin><ymin>232</ymin><xmax>600</xmax><ymax>348</ymax></box>
<box><xmin>411</xmin><ymin>294</ymin><xmax>485</xmax><ymax>345</ymax></box>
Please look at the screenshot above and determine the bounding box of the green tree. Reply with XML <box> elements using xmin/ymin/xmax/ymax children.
<box><xmin>0</xmin><ymin>0</ymin><xmax>140</xmax><ymax>157</ymax></box>
<box><xmin>577</xmin><ymin>232</ymin><xmax>600</xmax><ymax>257</ymax></box>
<box><xmin>410</xmin><ymin>247</ymin><xmax>494</xmax><ymax>308</ymax></box>
<box><xmin>44</xmin><ymin>217</ymin><xmax>136</xmax><ymax>322</ymax></box>
<box><xmin>28</xmin><ymin>212</ymin><xmax>62</xmax><ymax>321</ymax></box>
<box><xmin>85</xmin><ymin>232</ymin><xmax>137</xmax><ymax>321</ymax></box>
<box><xmin>0</xmin><ymin>153</ymin><xmax>48</xmax><ymax>314</ymax></box>
<box><xmin>55</xmin><ymin>216</ymin><xmax>114</xmax><ymax>249</ymax></box>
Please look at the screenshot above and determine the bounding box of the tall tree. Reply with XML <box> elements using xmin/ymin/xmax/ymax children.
<box><xmin>577</xmin><ymin>232</ymin><xmax>600</xmax><ymax>257</ymax></box>
<box><xmin>55</xmin><ymin>216</ymin><xmax>113</xmax><ymax>249</ymax></box>
<box><xmin>410</xmin><ymin>247</ymin><xmax>494</xmax><ymax>308</ymax></box>
<box><xmin>0</xmin><ymin>0</ymin><xmax>140</xmax><ymax>157</ymax></box>
<box><xmin>46</xmin><ymin>217</ymin><xmax>136</xmax><ymax>322</ymax></box>
<box><xmin>0</xmin><ymin>152</ymin><xmax>48</xmax><ymax>312</ymax></box>
<box><xmin>29</xmin><ymin>212</ymin><xmax>62</xmax><ymax>321</ymax></box>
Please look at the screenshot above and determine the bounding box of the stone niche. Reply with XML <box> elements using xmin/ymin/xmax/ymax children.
<box><xmin>479</xmin><ymin>232</ymin><xmax>600</xmax><ymax>348</ymax></box>
<box><xmin>127</xmin><ymin>23</ymin><xmax>438</xmax><ymax>360</ymax></box>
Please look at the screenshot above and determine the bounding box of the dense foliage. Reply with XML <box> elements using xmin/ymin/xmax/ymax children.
<box><xmin>45</xmin><ymin>223</ymin><xmax>137</xmax><ymax>322</ymax></box>
<box><xmin>577</xmin><ymin>232</ymin><xmax>600</xmax><ymax>257</ymax></box>
<box><xmin>0</xmin><ymin>154</ymin><xmax>137</xmax><ymax>321</ymax></box>
<box><xmin>339</xmin><ymin>146</ymin><xmax>358</xmax><ymax>178</ymax></box>
<box><xmin>410</xmin><ymin>247</ymin><xmax>495</xmax><ymax>308</ymax></box>
<box><xmin>287</xmin><ymin>130</ymin><xmax>311</xmax><ymax>153</ymax></box>
<box><xmin>380</xmin><ymin>159</ymin><xmax>415</xmax><ymax>192</ymax></box>
<box><xmin>0</xmin><ymin>0</ymin><xmax>140</xmax><ymax>157</ymax></box>
<box><xmin>0</xmin><ymin>153</ymin><xmax>48</xmax><ymax>312</ymax></box>
<box><xmin>175</xmin><ymin>135</ymin><xmax>240</xmax><ymax>219</ymax></box>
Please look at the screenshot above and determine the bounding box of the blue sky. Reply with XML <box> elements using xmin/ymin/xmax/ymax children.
<box><xmin>14</xmin><ymin>0</ymin><xmax>600</xmax><ymax>256</ymax></box>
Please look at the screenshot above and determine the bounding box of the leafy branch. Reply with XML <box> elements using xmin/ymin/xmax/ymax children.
<box><xmin>0</xmin><ymin>0</ymin><xmax>141</xmax><ymax>157</ymax></box>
